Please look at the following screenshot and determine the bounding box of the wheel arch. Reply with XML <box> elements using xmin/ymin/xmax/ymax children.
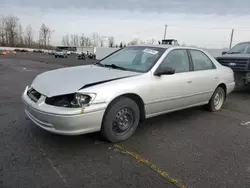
<box><xmin>103</xmin><ymin>93</ymin><xmax>146</xmax><ymax>123</ymax></box>
<box><xmin>217</xmin><ymin>83</ymin><xmax>227</xmax><ymax>99</ymax></box>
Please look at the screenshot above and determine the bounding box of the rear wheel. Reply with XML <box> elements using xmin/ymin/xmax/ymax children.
<box><xmin>101</xmin><ymin>97</ymin><xmax>140</xmax><ymax>142</ymax></box>
<box><xmin>207</xmin><ymin>87</ymin><xmax>225</xmax><ymax>112</ymax></box>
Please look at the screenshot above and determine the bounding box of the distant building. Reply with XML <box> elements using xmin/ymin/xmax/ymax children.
<box><xmin>161</xmin><ymin>39</ymin><xmax>179</xmax><ymax>45</ymax></box>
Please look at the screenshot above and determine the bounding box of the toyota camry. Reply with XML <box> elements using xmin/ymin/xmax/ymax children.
<box><xmin>22</xmin><ymin>45</ymin><xmax>235</xmax><ymax>142</ymax></box>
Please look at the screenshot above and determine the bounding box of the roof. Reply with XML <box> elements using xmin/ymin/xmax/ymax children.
<box><xmin>131</xmin><ymin>44</ymin><xmax>201</xmax><ymax>50</ymax></box>
<box><xmin>131</xmin><ymin>44</ymin><xmax>174</xmax><ymax>49</ymax></box>
<box><xmin>236</xmin><ymin>41</ymin><xmax>250</xmax><ymax>44</ymax></box>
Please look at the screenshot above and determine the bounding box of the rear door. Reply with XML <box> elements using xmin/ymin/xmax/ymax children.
<box><xmin>187</xmin><ymin>49</ymin><xmax>220</xmax><ymax>103</ymax></box>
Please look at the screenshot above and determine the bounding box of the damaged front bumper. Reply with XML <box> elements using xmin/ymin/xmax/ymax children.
<box><xmin>21</xmin><ymin>86</ymin><xmax>106</xmax><ymax>135</ymax></box>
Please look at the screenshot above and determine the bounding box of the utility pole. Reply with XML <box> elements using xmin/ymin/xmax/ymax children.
<box><xmin>229</xmin><ymin>28</ymin><xmax>234</xmax><ymax>49</ymax></box>
<box><xmin>164</xmin><ymin>25</ymin><xmax>168</xmax><ymax>39</ymax></box>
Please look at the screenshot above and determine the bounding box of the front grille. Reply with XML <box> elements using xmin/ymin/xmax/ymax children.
<box><xmin>27</xmin><ymin>88</ymin><xmax>41</xmax><ymax>102</ymax></box>
<box><xmin>217</xmin><ymin>59</ymin><xmax>250</xmax><ymax>71</ymax></box>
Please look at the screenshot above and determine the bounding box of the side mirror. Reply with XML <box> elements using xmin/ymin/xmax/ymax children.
<box><xmin>222</xmin><ymin>51</ymin><xmax>227</xmax><ymax>55</ymax></box>
<box><xmin>154</xmin><ymin>67</ymin><xmax>175</xmax><ymax>76</ymax></box>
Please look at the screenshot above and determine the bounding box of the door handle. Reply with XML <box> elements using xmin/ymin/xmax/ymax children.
<box><xmin>187</xmin><ymin>80</ymin><xmax>192</xmax><ymax>83</ymax></box>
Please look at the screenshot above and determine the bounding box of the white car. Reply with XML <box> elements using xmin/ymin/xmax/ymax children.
<box><xmin>22</xmin><ymin>45</ymin><xmax>235</xmax><ymax>142</ymax></box>
<box><xmin>66</xmin><ymin>51</ymin><xmax>72</xmax><ymax>55</ymax></box>
<box><xmin>55</xmin><ymin>50</ymin><xmax>68</xmax><ymax>58</ymax></box>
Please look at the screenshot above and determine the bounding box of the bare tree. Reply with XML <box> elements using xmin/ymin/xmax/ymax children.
<box><xmin>5</xmin><ymin>15</ymin><xmax>19</xmax><ymax>46</ymax></box>
<box><xmin>85</xmin><ymin>37</ymin><xmax>92</xmax><ymax>46</ymax></box>
<box><xmin>128</xmin><ymin>38</ymin><xmax>139</xmax><ymax>45</ymax></box>
<box><xmin>70</xmin><ymin>34</ymin><xmax>79</xmax><ymax>47</ymax></box>
<box><xmin>108</xmin><ymin>36</ymin><xmax>115</xmax><ymax>47</ymax></box>
<box><xmin>17</xmin><ymin>24</ymin><xmax>24</xmax><ymax>47</ymax></box>
<box><xmin>62</xmin><ymin>34</ymin><xmax>70</xmax><ymax>46</ymax></box>
<box><xmin>0</xmin><ymin>16</ymin><xmax>6</xmax><ymax>46</ymax></box>
<box><xmin>147</xmin><ymin>38</ymin><xmax>156</xmax><ymax>44</ymax></box>
<box><xmin>92</xmin><ymin>32</ymin><xmax>99</xmax><ymax>47</ymax></box>
<box><xmin>70</xmin><ymin>34</ymin><xmax>74</xmax><ymax>46</ymax></box>
<box><xmin>75</xmin><ymin>34</ymin><xmax>80</xmax><ymax>47</ymax></box>
<box><xmin>24</xmin><ymin>25</ymin><xmax>33</xmax><ymax>47</ymax></box>
<box><xmin>79</xmin><ymin>33</ymin><xmax>85</xmax><ymax>53</ymax></box>
<box><xmin>47</xmin><ymin>29</ymin><xmax>54</xmax><ymax>48</ymax></box>
<box><xmin>39</xmin><ymin>23</ymin><xmax>53</xmax><ymax>49</ymax></box>
<box><xmin>140</xmin><ymin>40</ymin><xmax>146</xmax><ymax>44</ymax></box>
<box><xmin>99</xmin><ymin>37</ymin><xmax>104</xmax><ymax>47</ymax></box>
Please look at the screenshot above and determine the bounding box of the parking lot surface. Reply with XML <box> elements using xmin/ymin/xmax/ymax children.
<box><xmin>1</xmin><ymin>52</ymin><xmax>98</xmax><ymax>66</ymax></box>
<box><xmin>1</xmin><ymin>53</ymin><xmax>250</xmax><ymax>188</ymax></box>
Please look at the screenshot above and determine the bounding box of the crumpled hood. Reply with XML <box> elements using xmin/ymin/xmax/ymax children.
<box><xmin>31</xmin><ymin>65</ymin><xmax>141</xmax><ymax>97</ymax></box>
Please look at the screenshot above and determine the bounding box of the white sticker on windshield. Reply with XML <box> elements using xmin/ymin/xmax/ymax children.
<box><xmin>143</xmin><ymin>48</ymin><xmax>158</xmax><ymax>55</ymax></box>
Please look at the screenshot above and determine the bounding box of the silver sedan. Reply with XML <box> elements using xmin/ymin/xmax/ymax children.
<box><xmin>22</xmin><ymin>45</ymin><xmax>235</xmax><ymax>142</ymax></box>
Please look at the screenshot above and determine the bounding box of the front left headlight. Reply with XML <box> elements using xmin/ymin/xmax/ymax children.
<box><xmin>45</xmin><ymin>93</ymin><xmax>96</xmax><ymax>108</ymax></box>
<box><xmin>72</xmin><ymin>93</ymin><xmax>96</xmax><ymax>108</ymax></box>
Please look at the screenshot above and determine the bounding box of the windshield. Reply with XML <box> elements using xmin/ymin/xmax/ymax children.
<box><xmin>227</xmin><ymin>43</ymin><xmax>250</xmax><ymax>54</ymax></box>
<box><xmin>99</xmin><ymin>46</ymin><xmax>166</xmax><ymax>72</ymax></box>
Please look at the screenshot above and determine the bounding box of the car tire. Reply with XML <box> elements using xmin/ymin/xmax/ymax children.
<box><xmin>55</xmin><ymin>56</ymin><xmax>57</xmax><ymax>58</ymax></box>
<box><xmin>207</xmin><ymin>87</ymin><xmax>225</xmax><ymax>112</ymax></box>
<box><xmin>101</xmin><ymin>97</ymin><xmax>140</xmax><ymax>143</ymax></box>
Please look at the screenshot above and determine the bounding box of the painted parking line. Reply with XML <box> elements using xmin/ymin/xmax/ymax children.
<box><xmin>114</xmin><ymin>144</ymin><xmax>187</xmax><ymax>188</ymax></box>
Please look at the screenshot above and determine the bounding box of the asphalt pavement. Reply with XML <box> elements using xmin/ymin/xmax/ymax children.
<box><xmin>0</xmin><ymin>53</ymin><xmax>250</xmax><ymax>188</ymax></box>
<box><xmin>1</xmin><ymin>52</ymin><xmax>98</xmax><ymax>66</ymax></box>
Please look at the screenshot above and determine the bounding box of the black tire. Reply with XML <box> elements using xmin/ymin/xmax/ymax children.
<box><xmin>207</xmin><ymin>87</ymin><xmax>225</xmax><ymax>112</ymax></box>
<box><xmin>55</xmin><ymin>55</ymin><xmax>57</xmax><ymax>58</ymax></box>
<box><xmin>101</xmin><ymin>97</ymin><xmax>140</xmax><ymax>142</ymax></box>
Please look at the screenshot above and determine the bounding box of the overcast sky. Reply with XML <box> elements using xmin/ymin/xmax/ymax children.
<box><xmin>1</xmin><ymin>0</ymin><xmax>250</xmax><ymax>48</ymax></box>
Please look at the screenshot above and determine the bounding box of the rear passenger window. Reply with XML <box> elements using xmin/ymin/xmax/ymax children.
<box><xmin>189</xmin><ymin>50</ymin><xmax>215</xmax><ymax>71</ymax></box>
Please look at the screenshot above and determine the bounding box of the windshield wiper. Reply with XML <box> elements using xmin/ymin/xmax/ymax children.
<box><xmin>104</xmin><ymin>64</ymin><xmax>127</xmax><ymax>70</ymax></box>
<box><xmin>94</xmin><ymin>62</ymin><xmax>105</xmax><ymax>67</ymax></box>
<box><xmin>94</xmin><ymin>62</ymin><xmax>128</xmax><ymax>70</ymax></box>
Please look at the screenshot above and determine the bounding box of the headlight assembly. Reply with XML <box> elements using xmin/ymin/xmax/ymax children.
<box><xmin>45</xmin><ymin>93</ymin><xmax>96</xmax><ymax>108</ymax></box>
<box><xmin>73</xmin><ymin>93</ymin><xmax>96</xmax><ymax>107</ymax></box>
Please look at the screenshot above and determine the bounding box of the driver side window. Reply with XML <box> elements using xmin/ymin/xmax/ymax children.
<box><xmin>159</xmin><ymin>49</ymin><xmax>190</xmax><ymax>73</ymax></box>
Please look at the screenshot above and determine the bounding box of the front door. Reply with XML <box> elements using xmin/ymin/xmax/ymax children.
<box><xmin>146</xmin><ymin>49</ymin><xmax>195</xmax><ymax>116</ymax></box>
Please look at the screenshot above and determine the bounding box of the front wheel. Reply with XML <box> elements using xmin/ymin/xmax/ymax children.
<box><xmin>101</xmin><ymin>97</ymin><xmax>140</xmax><ymax>142</ymax></box>
<box><xmin>207</xmin><ymin>87</ymin><xmax>225</xmax><ymax>112</ymax></box>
